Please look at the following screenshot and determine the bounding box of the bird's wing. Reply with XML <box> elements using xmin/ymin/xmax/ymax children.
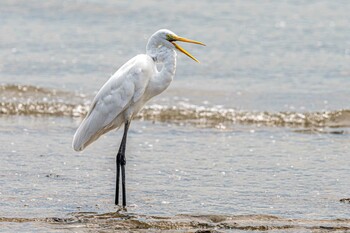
<box><xmin>73</xmin><ymin>54</ymin><xmax>154</xmax><ymax>151</ymax></box>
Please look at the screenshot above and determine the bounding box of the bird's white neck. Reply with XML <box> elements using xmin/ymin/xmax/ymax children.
<box><xmin>146</xmin><ymin>39</ymin><xmax>177</xmax><ymax>96</ymax></box>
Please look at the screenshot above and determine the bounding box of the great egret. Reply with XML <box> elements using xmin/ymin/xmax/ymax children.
<box><xmin>72</xmin><ymin>29</ymin><xmax>205</xmax><ymax>207</ymax></box>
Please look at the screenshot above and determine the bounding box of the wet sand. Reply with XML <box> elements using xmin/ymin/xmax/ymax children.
<box><xmin>1</xmin><ymin>1</ymin><xmax>350</xmax><ymax>232</ymax></box>
<box><xmin>2</xmin><ymin>211</ymin><xmax>350</xmax><ymax>232</ymax></box>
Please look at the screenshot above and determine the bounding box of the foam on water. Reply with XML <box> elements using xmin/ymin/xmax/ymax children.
<box><xmin>1</xmin><ymin>0</ymin><xmax>350</xmax><ymax>231</ymax></box>
<box><xmin>1</xmin><ymin>84</ymin><xmax>350</xmax><ymax>129</ymax></box>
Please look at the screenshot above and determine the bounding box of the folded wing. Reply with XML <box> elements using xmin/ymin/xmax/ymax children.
<box><xmin>72</xmin><ymin>55</ymin><xmax>153</xmax><ymax>151</ymax></box>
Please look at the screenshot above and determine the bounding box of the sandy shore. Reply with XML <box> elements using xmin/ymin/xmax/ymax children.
<box><xmin>1</xmin><ymin>212</ymin><xmax>350</xmax><ymax>232</ymax></box>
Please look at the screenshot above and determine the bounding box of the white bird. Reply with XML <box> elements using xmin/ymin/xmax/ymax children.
<box><xmin>72</xmin><ymin>29</ymin><xmax>205</xmax><ymax>207</ymax></box>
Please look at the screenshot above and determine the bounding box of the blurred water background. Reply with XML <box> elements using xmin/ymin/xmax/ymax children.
<box><xmin>1</xmin><ymin>0</ymin><xmax>350</xmax><ymax>231</ymax></box>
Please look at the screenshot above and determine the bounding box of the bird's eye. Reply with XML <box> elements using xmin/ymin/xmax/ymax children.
<box><xmin>166</xmin><ymin>34</ymin><xmax>175</xmax><ymax>42</ymax></box>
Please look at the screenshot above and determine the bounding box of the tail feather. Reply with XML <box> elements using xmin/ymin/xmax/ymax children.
<box><xmin>72</xmin><ymin>112</ymin><xmax>123</xmax><ymax>151</ymax></box>
<box><xmin>72</xmin><ymin>117</ymin><xmax>99</xmax><ymax>151</ymax></box>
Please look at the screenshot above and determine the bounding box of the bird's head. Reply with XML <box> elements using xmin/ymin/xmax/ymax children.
<box><xmin>149</xmin><ymin>29</ymin><xmax>206</xmax><ymax>63</ymax></box>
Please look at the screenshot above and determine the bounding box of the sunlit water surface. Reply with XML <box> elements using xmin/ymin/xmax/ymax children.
<box><xmin>1</xmin><ymin>0</ymin><xmax>350</xmax><ymax>232</ymax></box>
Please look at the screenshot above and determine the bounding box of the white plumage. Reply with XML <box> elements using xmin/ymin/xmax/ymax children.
<box><xmin>72</xmin><ymin>29</ymin><xmax>204</xmax><ymax>206</ymax></box>
<box><xmin>73</xmin><ymin>29</ymin><xmax>204</xmax><ymax>151</ymax></box>
<box><xmin>73</xmin><ymin>54</ymin><xmax>155</xmax><ymax>151</ymax></box>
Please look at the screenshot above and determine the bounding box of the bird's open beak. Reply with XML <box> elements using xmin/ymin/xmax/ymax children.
<box><xmin>170</xmin><ymin>35</ymin><xmax>205</xmax><ymax>63</ymax></box>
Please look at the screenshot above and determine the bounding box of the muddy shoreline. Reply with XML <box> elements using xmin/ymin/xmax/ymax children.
<box><xmin>2</xmin><ymin>212</ymin><xmax>350</xmax><ymax>232</ymax></box>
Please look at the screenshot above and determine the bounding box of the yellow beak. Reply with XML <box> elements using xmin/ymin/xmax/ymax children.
<box><xmin>170</xmin><ymin>35</ymin><xmax>205</xmax><ymax>63</ymax></box>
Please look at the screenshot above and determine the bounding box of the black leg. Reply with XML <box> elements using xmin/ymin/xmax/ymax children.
<box><xmin>115</xmin><ymin>121</ymin><xmax>130</xmax><ymax>207</ymax></box>
<box><xmin>115</xmin><ymin>153</ymin><xmax>121</xmax><ymax>205</ymax></box>
<box><xmin>121</xmin><ymin>157</ymin><xmax>126</xmax><ymax>207</ymax></box>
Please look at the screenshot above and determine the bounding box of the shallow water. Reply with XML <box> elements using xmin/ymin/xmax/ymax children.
<box><xmin>1</xmin><ymin>0</ymin><xmax>350</xmax><ymax>232</ymax></box>
<box><xmin>1</xmin><ymin>115</ymin><xmax>350</xmax><ymax>231</ymax></box>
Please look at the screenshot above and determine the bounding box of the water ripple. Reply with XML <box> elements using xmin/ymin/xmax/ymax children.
<box><xmin>1</xmin><ymin>84</ymin><xmax>350</xmax><ymax>128</ymax></box>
